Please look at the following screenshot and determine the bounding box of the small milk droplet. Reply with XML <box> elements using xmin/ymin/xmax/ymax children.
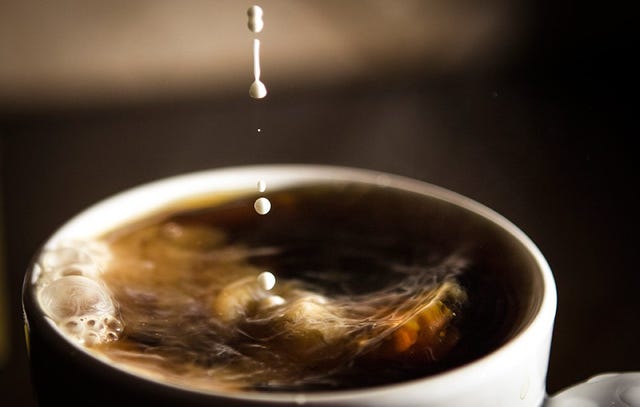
<box><xmin>257</xmin><ymin>180</ymin><xmax>267</xmax><ymax>192</ymax></box>
<box><xmin>257</xmin><ymin>271</ymin><xmax>276</xmax><ymax>291</ymax></box>
<box><xmin>249</xmin><ymin>81</ymin><xmax>267</xmax><ymax>99</ymax></box>
<box><xmin>254</xmin><ymin>197</ymin><xmax>271</xmax><ymax>215</ymax></box>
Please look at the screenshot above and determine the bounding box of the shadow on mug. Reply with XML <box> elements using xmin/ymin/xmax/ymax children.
<box><xmin>22</xmin><ymin>165</ymin><xmax>556</xmax><ymax>407</ymax></box>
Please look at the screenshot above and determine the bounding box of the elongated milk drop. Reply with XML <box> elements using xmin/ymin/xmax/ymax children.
<box><xmin>249</xmin><ymin>39</ymin><xmax>267</xmax><ymax>99</ymax></box>
<box><xmin>247</xmin><ymin>5</ymin><xmax>264</xmax><ymax>33</ymax></box>
<box><xmin>257</xmin><ymin>180</ymin><xmax>267</xmax><ymax>193</ymax></box>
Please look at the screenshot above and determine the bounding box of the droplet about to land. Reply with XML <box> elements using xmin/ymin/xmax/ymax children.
<box><xmin>257</xmin><ymin>271</ymin><xmax>276</xmax><ymax>291</ymax></box>
<box><xmin>257</xmin><ymin>180</ymin><xmax>267</xmax><ymax>192</ymax></box>
<box><xmin>247</xmin><ymin>5</ymin><xmax>264</xmax><ymax>33</ymax></box>
<box><xmin>254</xmin><ymin>197</ymin><xmax>271</xmax><ymax>215</ymax></box>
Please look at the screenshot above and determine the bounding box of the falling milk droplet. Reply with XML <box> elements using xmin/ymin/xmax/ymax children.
<box><xmin>249</xmin><ymin>39</ymin><xmax>267</xmax><ymax>99</ymax></box>
<box><xmin>247</xmin><ymin>5</ymin><xmax>264</xmax><ymax>33</ymax></box>
<box><xmin>257</xmin><ymin>180</ymin><xmax>267</xmax><ymax>193</ymax></box>
<box><xmin>254</xmin><ymin>197</ymin><xmax>271</xmax><ymax>215</ymax></box>
<box><xmin>250</xmin><ymin>81</ymin><xmax>267</xmax><ymax>99</ymax></box>
<box><xmin>257</xmin><ymin>271</ymin><xmax>276</xmax><ymax>291</ymax></box>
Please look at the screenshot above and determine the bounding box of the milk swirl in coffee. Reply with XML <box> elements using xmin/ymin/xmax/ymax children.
<box><xmin>29</xmin><ymin>180</ymin><xmax>527</xmax><ymax>393</ymax></box>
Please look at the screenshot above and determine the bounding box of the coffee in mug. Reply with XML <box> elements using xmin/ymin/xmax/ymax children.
<box><xmin>23</xmin><ymin>165</ymin><xmax>557</xmax><ymax>406</ymax></box>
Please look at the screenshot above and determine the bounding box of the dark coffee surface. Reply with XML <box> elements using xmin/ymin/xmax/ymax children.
<box><xmin>91</xmin><ymin>183</ymin><xmax>525</xmax><ymax>392</ymax></box>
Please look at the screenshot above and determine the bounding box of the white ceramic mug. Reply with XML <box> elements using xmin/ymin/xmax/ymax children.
<box><xmin>23</xmin><ymin>165</ymin><xmax>559</xmax><ymax>406</ymax></box>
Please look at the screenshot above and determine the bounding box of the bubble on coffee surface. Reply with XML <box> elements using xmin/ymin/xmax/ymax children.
<box><xmin>38</xmin><ymin>275</ymin><xmax>122</xmax><ymax>345</ymax></box>
<box><xmin>35</xmin><ymin>242</ymin><xmax>123</xmax><ymax>345</ymax></box>
<box><xmin>38</xmin><ymin>240</ymin><xmax>111</xmax><ymax>283</ymax></box>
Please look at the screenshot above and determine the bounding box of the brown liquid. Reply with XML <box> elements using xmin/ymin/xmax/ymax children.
<box><xmin>92</xmin><ymin>182</ymin><xmax>526</xmax><ymax>393</ymax></box>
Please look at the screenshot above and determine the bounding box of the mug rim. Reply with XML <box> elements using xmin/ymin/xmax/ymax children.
<box><xmin>23</xmin><ymin>164</ymin><xmax>557</xmax><ymax>403</ymax></box>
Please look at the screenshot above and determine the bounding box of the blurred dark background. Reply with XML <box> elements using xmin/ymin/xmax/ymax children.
<box><xmin>0</xmin><ymin>1</ymin><xmax>636</xmax><ymax>405</ymax></box>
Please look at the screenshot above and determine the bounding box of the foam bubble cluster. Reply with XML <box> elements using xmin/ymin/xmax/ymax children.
<box><xmin>35</xmin><ymin>241</ymin><xmax>123</xmax><ymax>346</ymax></box>
<box><xmin>38</xmin><ymin>240</ymin><xmax>111</xmax><ymax>283</ymax></box>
